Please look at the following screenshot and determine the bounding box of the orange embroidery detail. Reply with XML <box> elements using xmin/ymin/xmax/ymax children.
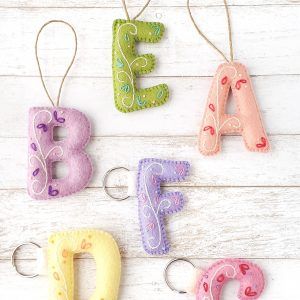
<box><xmin>81</xmin><ymin>239</ymin><xmax>92</xmax><ymax>250</ymax></box>
<box><xmin>53</xmin><ymin>272</ymin><xmax>60</xmax><ymax>281</ymax></box>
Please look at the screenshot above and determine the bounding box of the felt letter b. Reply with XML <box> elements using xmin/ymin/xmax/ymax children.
<box><xmin>28</xmin><ymin>107</ymin><xmax>93</xmax><ymax>199</ymax></box>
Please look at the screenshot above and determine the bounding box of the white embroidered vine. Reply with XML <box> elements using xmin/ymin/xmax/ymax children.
<box><xmin>202</xmin><ymin>65</ymin><xmax>241</xmax><ymax>152</ymax></box>
<box><xmin>116</xmin><ymin>22</ymin><xmax>148</xmax><ymax>108</ymax></box>
<box><xmin>142</xmin><ymin>162</ymin><xmax>171</xmax><ymax>250</ymax></box>
<box><xmin>52</xmin><ymin>236</ymin><xmax>79</xmax><ymax>300</ymax></box>
<box><xmin>29</xmin><ymin>109</ymin><xmax>63</xmax><ymax>195</ymax></box>
<box><xmin>202</xmin><ymin>264</ymin><xmax>237</xmax><ymax>300</ymax></box>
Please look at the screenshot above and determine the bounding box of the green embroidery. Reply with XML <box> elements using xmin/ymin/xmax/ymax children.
<box><xmin>124</xmin><ymin>33</ymin><xmax>130</xmax><ymax>42</ymax></box>
<box><xmin>112</xmin><ymin>19</ymin><xmax>169</xmax><ymax>113</ymax></box>
<box><xmin>116</xmin><ymin>58</ymin><xmax>124</xmax><ymax>68</ymax></box>
<box><xmin>151</xmin><ymin>24</ymin><xmax>161</xmax><ymax>36</ymax></box>
<box><xmin>157</xmin><ymin>89</ymin><xmax>164</xmax><ymax>99</ymax></box>
<box><xmin>121</xmin><ymin>83</ymin><xmax>130</xmax><ymax>93</ymax></box>
<box><xmin>136</xmin><ymin>95</ymin><xmax>147</xmax><ymax>107</ymax></box>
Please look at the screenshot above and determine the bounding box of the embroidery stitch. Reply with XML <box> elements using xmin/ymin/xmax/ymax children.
<box><xmin>137</xmin><ymin>158</ymin><xmax>190</xmax><ymax>255</ymax></box>
<box><xmin>112</xmin><ymin>19</ymin><xmax>169</xmax><ymax>112</ymax></box>
<box><xmin>28</xmin><ymin>107</ymin><xmax>93</xmax><ymax>200</ymax></box>
<box><xmin>199</xmin><ymin>63</ymin><xmax>270</xmax><ymax>155</ymax></box>
<box><xmin>196</xmin><ymin>259</ymin><xmax>265</xmax><ymax>300</ymax></box>
<box><xmin>48</xmin><ymin>230</ymin><xmax>121</xmax><ymax>300</ymax></box>
<box><xmin>29</xmin><ymin>109</ymin><xmax>64</xmax><ymax>196</ymax></box>
<box><xmin>187</xmin><ymin>1</ymin><xmax>270</xmax><ymax>155</ymax></box>
<box><xmin>29</xmin><ymin>21</ymin><xmax>93</xmax><ymax>200</ymax></box>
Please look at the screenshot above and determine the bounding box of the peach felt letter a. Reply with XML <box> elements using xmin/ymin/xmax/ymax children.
<box><xmin>199</xmin><ymin>62</ymin><xmax>269</xmax><ymax>155</ymax></box>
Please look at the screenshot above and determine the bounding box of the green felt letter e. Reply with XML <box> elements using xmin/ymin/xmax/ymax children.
<box><xmin>112</xmin><ymin>19</ymin><xmax>169</xmax><ymax>113</ymax></box>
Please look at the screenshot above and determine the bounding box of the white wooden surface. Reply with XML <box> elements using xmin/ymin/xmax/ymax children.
<box><xmin>0</xmin><ymin>0</ymin><xmax>299</xmax><ymax>299</ymax></box>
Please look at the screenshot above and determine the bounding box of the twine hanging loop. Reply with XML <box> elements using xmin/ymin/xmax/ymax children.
<box><xmin>121</xmin><ymin>0</ymin><xmax>152</xmax><ymax>21</ymax></box>
<box><xmin>35</xmin><ymin>20</ymin><xmax>78</xmax><ymax>107</ymax></box>
<box><xmin>187</xmin><ymin>0</ymin><xmax>234</xmax><ymax>62</ymax></box>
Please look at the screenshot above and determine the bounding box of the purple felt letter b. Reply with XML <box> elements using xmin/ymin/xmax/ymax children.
<box><xmin>137</xmin><ymin>158</ymin><xmax>190</xmax><ymax>255</ymax></box>
<box><xmin>28</xmin><ymin>107</ymin><xmax>93</xmax><ymax>200</ymax></box>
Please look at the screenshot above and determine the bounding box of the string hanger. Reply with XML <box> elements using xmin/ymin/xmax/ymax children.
<box><xmin>121</xmin><ymin>0</ymin><xmax>152</xmax><ymax>21</ymax></box>
<box><xmin>35</xmin><ymin>20</ymin><xmax>78</xmax><ymax>107</ymax></box>
<box><xmin>187</xmin><ymin>0</ymin><xmax>234</xmax><ymax>63</ymax></box>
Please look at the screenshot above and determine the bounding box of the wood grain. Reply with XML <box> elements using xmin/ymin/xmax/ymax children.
<box><xmin>0</xmin><ymin>258</ymin><xmax>299</xmax><ymax>300</ymax></box>
<box><xmin>0</xmin><ymin>136</ymin><xmax>299</xmax><ymax>189</ymax></box>
<box><xmin>0</xmin><ymin>1</ymin><xmax>299</xmax><ymax>299</ymax></box>
<box><xmin>0</xmin><ymin>187</ymin><xmax>299</xmax><ymax>259</ymax></box>
<box><xmin>0</xmin><ymin>75</ymin><xmax>299</xmax><ymax>138</ymax></box>
<box><xmin>0</xmin><ymin>6</ymin><xmax>299</xmax><ymax>77</ymax></box>
<box><xmin>1</xmin><ymin>0</ymin><xmax>299</xmax><ymax>8</ymax></box>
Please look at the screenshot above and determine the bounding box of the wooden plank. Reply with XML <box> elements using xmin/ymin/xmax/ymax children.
<box><xmin>0</xmin><ymin>1</ymin><xmax>298</xmax><ymax>8</ymax></box>
<box><xmin>0</xmin><ymin>187</ymin><xmax>299</xmax><ymax>259</ymax></box>
<box><xmin>0</xmin><ymin>257</ymin><xmax>298</xmax><ymax>299</ymax></box>
<box><xmin>0</xmin><ymin>75</ymin><xmax>298</xmax><ymax>137</ymax></box>
<box><xmin>0</xmin><ymin>6</ymin><xmax>299</xmax><ymax>76</ymax></box>
<box><xmin>0</xmin><ymin>136</ymin><xmax>299</xmax><ymax>189</ymax></box>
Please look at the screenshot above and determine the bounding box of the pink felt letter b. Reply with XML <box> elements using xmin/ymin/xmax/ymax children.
<box><xmin>199</xmin><ymin>62</ymin><xmax>269</xmax><ymax>155</ymax></box>
<box><xmin>28</xmin><ymin>107</ymin><xmax>93</xmax><ymax>199</ymax></box>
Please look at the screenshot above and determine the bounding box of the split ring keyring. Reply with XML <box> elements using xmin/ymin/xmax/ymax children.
<box><xmin>103</xmin><ymin>167</ymin><xmax>130</xmax><ymax>201</ymax></box>
<box><xmin>164</xmin><ymin>258</ymin><xmax>196</xmax><ymax>294</ymax></box>
<box><xmin>11</xmin><ymin>242</ymin><xmax>42</xmax><ymax>278</ymax></box>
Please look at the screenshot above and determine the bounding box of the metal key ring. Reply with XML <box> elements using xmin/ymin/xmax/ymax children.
<box><xmin>164</xmin><ymin>258</ymin><xmax>196</xmax><ymax>294</ymax></box>
<box><xmin>103</xmin><ymin>167</ymin><xmax>130</xmax><ymax>201</ymax></box>
<box><xmin>11</xmin><ymin>242</ymin><xmax>41</xmax><ymax>278</ymax></box>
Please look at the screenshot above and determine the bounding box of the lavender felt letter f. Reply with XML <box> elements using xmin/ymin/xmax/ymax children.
<box><xmin>137</xmin><ymin>158</ymin><xmax>190</xmax><ymax>255</ymax></box>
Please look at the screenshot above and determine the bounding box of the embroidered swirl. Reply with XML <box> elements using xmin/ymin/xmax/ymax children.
<box><xmin>116</xmin><ymin>22</ymin><xmax>148</xmax><ymax>108</ymax></box>
<box><xmin>202</xmin><ymin>66</ymin><xmax>241</xmax><ymax>152</ymax></box>
<box><xmin>142</xmin><ymin>162</ymin><xmax>171</xmax><ymax>250</ymax></box>
<box><xmin>202</xmin><ymin>264</ymin><xmax>237</xmax><ymax>300</ymax></box>
<box><xmin>51</xmin><ymin>236</ymin><xmax>79</xmax><ymax>300</ymax></box>
<box><xmin>29</xmin><ymin>110</ymin><xmax>63</xmax><ymax>195</ymax></box>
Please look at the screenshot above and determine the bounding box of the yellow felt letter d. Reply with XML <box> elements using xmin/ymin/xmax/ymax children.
<box><xmin>48</xmin><ymin>229</ymin><xmax>121</xmax><ymax>300</ymax></box>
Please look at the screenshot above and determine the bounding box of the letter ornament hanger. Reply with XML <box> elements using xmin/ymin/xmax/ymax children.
<box><xmin>11</xmin><ymin>229</ymin><xmax>121</xmax><ymax>300</ymax></box>
<box><xmin>112</xmin><ymin>0</ymin><xmax>169</xmax><ymax>112</ymax></box>
<box><xmin>164</xmin><ymin>258</ymin><xmax>265</xmax><ymax>300</ymax></box>
<box><xmin>187</xmin><ymin>0</ymin><xmax>270</xmax><ymax>155</ymax></box>
<box><xmin>103</xmin><ymin>158</ymin><xmax>190</xmax><ymax>255</ymax></box>
<box><xmin>28</xmin><ymin>20</ymin><xmax>93</xmax><ymax>200</ymax></box>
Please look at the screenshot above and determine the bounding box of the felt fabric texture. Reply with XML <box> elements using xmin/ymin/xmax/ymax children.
<box><xmin>199</xmin><ymin>62</ymin><xmax>270</xmax><ymax>155</ymax></box>
<box><xmin>112</xmin><ymin>19</ymin><xmax>169</xmax><ymax>113</ymax></box>
<box><xmin>28</xmin><ymin>107</ymin><xmax>93</xmax><ymax>200</ymax></box>
<box><xmin>48</xmin><ymin>229</ymin><xmax>121</xmax><ymax>300</ymax></box>
<box><xmin>195</xmin><ymin>259</ymin><xmax>265</xmax><ymax>300</ymax></box>
<box><xmin>137</xmin><ymin>158</ymin><xmax>190</xmax><ymax>255</ymax></box>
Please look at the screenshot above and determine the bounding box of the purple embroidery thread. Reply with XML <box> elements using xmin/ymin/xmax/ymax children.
<box><xmin>37</xmin><ymin>123</ymin><xmax>48</xmax><ymax>132</ymax></box>
<box><xmin>28</xmin><ymin>107</ymin><xmax>93</xmax><ymax>200</ymax></box>
<box><xmin>53</xmin><ymin>110</ymin><xmax>65</xmax><ymax>123</ymax></box>
<box><xmin>31</xmin><ymin>143</ymin><xmax>37</xmax><ymax>151</ymax></box>
<box><xmin>137</xmin><ymin>158</ymin><xmax>190</xmax><ymax>255</ymax></box>
<box><xmin>32</xmin><ymin>168</ymin><xmax>40</xmax><ymax>177</ymax></box>
<box><xmin>48</xmin><ymin>185</ymin><xmax>59</xmax><ymax>196</ymax></box>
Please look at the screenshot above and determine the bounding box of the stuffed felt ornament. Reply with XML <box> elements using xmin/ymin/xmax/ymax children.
<box><xmin>11</xmin><ymin>229</ymin><xmax>121</xmax><ymax>300</ymax></box>
<box><xmin>187</xmin><ymin>0</ymin><xmax>270</xmax><ymax>155</ymax></box>
<box><xmin>112</xmin><ymin>0</ymin><xmax>169</xmax><ymax>112</ymax></box>
<box><xmin>103</xmin><ymin>158</ymin><xmax>190</xmax><ymax>255</ymax></box>
<box><xmin>28</xmin><ymin>21</ymin><xmax>93</xmax><ymax>200</ymax></box>
<box><xmin>164</xmin><ymin>258</ymin><xmax>265</xmax><ymax>300</ymax></box>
